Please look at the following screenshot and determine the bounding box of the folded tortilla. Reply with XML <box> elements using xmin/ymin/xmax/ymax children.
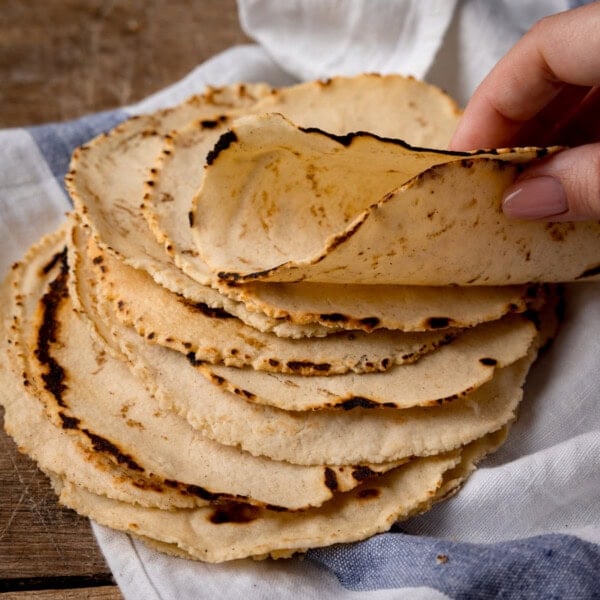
<box><xmin>191</xmin><ymin>113</ymin><xmax>599</xmax><ymax>284</ymax></box>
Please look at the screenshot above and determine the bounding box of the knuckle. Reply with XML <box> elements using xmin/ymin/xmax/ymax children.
<box><xmin>528</xmin><ymin>14</ymin><xmax>553</xmax><ymax>39</ymax></box>
<box><xmin>569</xmin><ymin>149</ymin><xmax>600</xmax><ymax>218</ymax></box>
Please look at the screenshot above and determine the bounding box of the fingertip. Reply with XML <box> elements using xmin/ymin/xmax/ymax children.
<box><xmin>448</xmin><ymin>103</ymin><xmax>509</xmax><ymax>151</ymax></box>
<box><xmin>504</xmin><ymin>143</ymin><xmax>600</xmax><ymax>221</ymax></box>
<box><xmin>448</xmin><ymin>120</ymin><xmax>476</xmax><ymax>151</ymax></box>
<box><xmin>502</xmin><ymin>176</ymin><xmax>568</xmax><ymax>220</ymax></box>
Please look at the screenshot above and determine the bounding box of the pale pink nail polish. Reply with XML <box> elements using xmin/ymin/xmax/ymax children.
<box><xmin>502</xmin><ymin>176</ymin><xmax>569</xmax><ymax>220</ymax></box>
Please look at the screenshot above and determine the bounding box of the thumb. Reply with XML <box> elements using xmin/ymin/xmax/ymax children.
<box><xmin>502</xmin><ymin>143</ymin><xmax>600</xmax><ymax>221</ymax></box>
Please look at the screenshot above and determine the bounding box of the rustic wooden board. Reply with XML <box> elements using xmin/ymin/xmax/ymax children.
<box><xmin>2</xmin><ymin>586</ymin><xmax>123</xmax><ymax>600</ymax></box>
<box><xmin>0</xmin><ymin>0</ymin><xmax>250</xmax><ymax>126</ymax></box>
<box><xmin>0</xmin><ymin>1</ymin><xmax>249</xmax><ymax>596</ymax></box>
<box><xmin>0</xmin><ymin>407</ymin><xmax>114</xmax><ymax>582</ymax></box>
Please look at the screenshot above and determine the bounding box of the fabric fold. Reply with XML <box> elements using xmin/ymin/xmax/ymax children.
<box><xmin>238</xmin><ymin>0</ymin><xmax>457</xmax><ymax>82</ymax></box>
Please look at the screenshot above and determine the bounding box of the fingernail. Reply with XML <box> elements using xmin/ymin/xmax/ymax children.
<box><xmin>502</xmin><ymin>176</ymin><xmax>568</xmax><ymax>220</ymax></box>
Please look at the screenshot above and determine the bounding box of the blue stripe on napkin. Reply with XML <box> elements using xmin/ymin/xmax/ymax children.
<box><xmin>27</xmin><ymin>109</ymin><xmax>126</xmax><ymax>191</ymax></box>
<box><xmin>308</xmin><ymin>532</ymin><xmax>600</xmax><ymax>599</ymax></box>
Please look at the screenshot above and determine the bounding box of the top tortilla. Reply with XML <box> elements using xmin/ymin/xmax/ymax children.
<box><xmin>191</xmin><ymin>113</ymin><xmax>599</xmax><ymax>284</ymax></box>
<box><xmin>144</xmin><ymin>73</ymin><xmax>462</xmax><ymax>288</ymax></box>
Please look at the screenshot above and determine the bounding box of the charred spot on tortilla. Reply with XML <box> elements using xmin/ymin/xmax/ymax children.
<box><xmin>41</xmin><ymin>247</ymin><xmax>68</xmax><ymax>275</ymax></box>
<box><xmin>59</xmin><ymin>412</ymin><xmax>81</xmax><ymax>430</ymax></box>
<box><xmin>317</xmin><ymin>77</ymin><xmax>333</xmax><ymax>87</ymax></box>
<box><xmin>131</xmin><ymin>479</ymin><xmax>167</xmax><ymax>494</ymax></box>
<box><xmin>206</xmin><ymin>130</ymin><xmax>238</xmax><ymax>165</ymax></box>
<box><xmin>200</xmin><ymin>116</ymin><xmax>228</xmax><ymax>129</ymax></box>
<box><xmin>545</xmin><ymin>222</ymin><xmax>573</xmax><ymax>243</ymax></box>
<box><xmin>351</xmin><ymin>466</ymin><xmax>377</xmax><ymax>481</ymax></box>
<box><xmin>286</xmin><ymin>360</ymin><xmax>331</xmax><ymax>373</ymax></box>
<box><xmin>209</xmin><ymin>502</ymin><xmax>261</xmax><ymax>524</ymax></box>
<box><xmin>201</xmin><ymin>119</ymin><xmax>220</xmax><ymax>129</ymax></box>
<box><xmin>217</xmin><ymin>270</ymin><xmax>240</xmax><ymax>281</ymax></box>
<box><xmin>179</xmin><ymin>299</ymin><xmax>234</xmax><ymax>319</ymax></box>
<box><xmin>186</xmin><ymin>484</ymin><xmax>231</xmax><ymax>502</ymax></box>
<box><xmin>234</xmin><ymin>388</ymin><xmax>256</xmax><ymax>401</ymax></box>
<box><xmin>319</xmin><ymin>312</ymin><xmax>349</xmax><ymax>323</ymax></box>
<box><xmin>479</xmin><ymin>357</ymin><xmax>497</xmax><ymax>366</ymax></box>
<box><xmin>425</xmin><ymin>317</ymin><xmax>452</xmax><ymax>329</ymax></box>
<box><xmin>216</xmin><ymin>262</ymin><xmax>302</xmax><ymax>283</ymax></box>
<box><xmin>35</xmin><ymin>261</ymin><xmax>70</xmax><ymax>408</ymax></box>
<box><xmin>357</xmin><ymin>488</ymin><xmax>381</xmax><ymax>500</ymax></box>
<box><xmin>185</xmin><ymin>352</ymin><xmax>202</xmax><ymax>367</ymax></box>
<box><xmin>426</xmin><ymin>390</ymin><xmax>468</xmax><ymax>407</ymax></box>
<box><xmin>297</xmin><ymin>125</ymin><xmax>474</xmax><ymax>157</ymax></box>
<box><xmin>359</xmin><ymin>317</ymin><xmax>380</xmax><ymax>329</ymax></box>
<box><xmin>265</xmin><ymin>504</ymin><xmax>289</xmax><ymax>513</ymax></box>
<box><xmin>338</xmin><ymin>396</ymin><xmax>380</xmax><ymax>410</ymax></box>
<box><xmin>82</xmin><ymin>429</ymin><xmax>144</xmax><ymax>472</ymax></box>
<box><xmin>210</xmin><ymin>373</ymin><xmax>226</xmax><ymax>385</ymax></box>
<box><xmin>324</xmin><ymin>467</ymin><xmax>339</xmax><ymax>491</ymax></box>
<box><xmin>576</xmin><ymin>263</ymin><xmax>600</xmax><ymax>279</ymax></box>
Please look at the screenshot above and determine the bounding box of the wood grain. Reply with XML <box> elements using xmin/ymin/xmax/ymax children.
<box><xmin>2</xmin><ymin>586</ymin><xmax>123</xmax><ymax>599</ymax></box>
<box><xmin>0</xmin><ymin>407</ymin><xmax>114</xmax><ymax>581</ymax></box>
<box><xmin>0</xmin><ymin>0</ymin><xmax>250</xmax><ymax>126</ymax></box>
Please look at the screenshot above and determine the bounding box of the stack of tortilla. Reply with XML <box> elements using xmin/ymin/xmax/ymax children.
<box><xmin>2</xmin><ymin>75</ymin><xmax>599</xmax><ymax>562</ymax></box>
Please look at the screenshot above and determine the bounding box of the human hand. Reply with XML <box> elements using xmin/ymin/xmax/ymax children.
<box><xmin>449</xmin><ymin>2</ymin><xmax>600</xmax><ymax>221</ymax></box>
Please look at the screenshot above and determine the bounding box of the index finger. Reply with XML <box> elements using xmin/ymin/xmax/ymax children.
<box><xmin>449</xmin><ymin>2</ymin><xmax>600</xmax><ymax>150</ymax></box>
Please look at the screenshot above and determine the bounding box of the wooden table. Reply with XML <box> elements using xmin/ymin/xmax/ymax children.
<box><xmin>0</xmin><ymin>2</ymin><xmax>249</xmax><ymax>597</ymax></box>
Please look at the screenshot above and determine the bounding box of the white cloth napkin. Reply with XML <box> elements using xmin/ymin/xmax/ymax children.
<box><xmin>238</xmin><ymin>0</ymin><xmax>569</xmax><ymax>105</ymax></box>
<box><xmin>2</xmin><ymin>1</ymin><xmax>598</xmax><ymax>598</ymax></box>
